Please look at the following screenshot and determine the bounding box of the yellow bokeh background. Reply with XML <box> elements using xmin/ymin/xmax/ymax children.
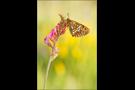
<box><xmin>37</xmin><ymin>1</ymin><xmax>97</xmax><ymax>89</ymax></box>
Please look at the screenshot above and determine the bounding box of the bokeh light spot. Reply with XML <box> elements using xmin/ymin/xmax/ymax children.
<box><xmin>54</xmin><ymin>60</ymin><xmax>66</xmax><ymax>75</ymax></box>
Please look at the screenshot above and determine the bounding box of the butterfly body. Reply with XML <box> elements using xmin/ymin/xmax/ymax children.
<box><xmin>66</xmin><ymin>18</ymin><xmax>90</xmax><ymax>37</ymax></box>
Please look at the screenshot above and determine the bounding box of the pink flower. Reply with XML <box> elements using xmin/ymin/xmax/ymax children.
<box><xmin>64</xmin><ymin>24</ymin><xmax>66</xmax><ymax>28</ymax></box>
<box><xmin>53</xmin><ymin>27</ymin><xmax>57</xmax><ymax>36</ymax></box>
<box><xmin>48</xmin><ymin>29</ymin><xmax>55</xmax><ymax>42</ymax></box>
<box><xmin>44</xmin><ymin>37</ymin><xmax>52</xmax><ymax>47</ymax></box>
<box><xmin>60</xmin><ymin>29</ymin><xmax>65</xmax><ymax>35</ymax></box>
<box><xmin>57</xmin><ymin>23</ymin><xmax>60</xmax><ymax>29</ymax></box>
<box><xmin>44</xmin><ymin>14</ymin><xmax>67</xmax><ymax>49</ymax></box>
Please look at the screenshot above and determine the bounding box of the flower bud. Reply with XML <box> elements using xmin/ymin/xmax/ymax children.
<box><xmin>44</xmin><ymin>37</ymin><xmax>53</xmax><ymax>47</ymax></box>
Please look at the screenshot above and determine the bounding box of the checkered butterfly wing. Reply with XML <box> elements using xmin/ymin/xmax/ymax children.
<box><xmin>67</xmin><ymin>18</ymin><xmax>90</xmax><ymax>37</ymax></box>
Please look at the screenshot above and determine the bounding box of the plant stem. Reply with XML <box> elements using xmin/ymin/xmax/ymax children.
<box><xmin>44</xmin><ymin>41</ymin><xmax>58</xmax><ymax>90</ymax></box>
<box><xmin>44</xmin><ymin>57</ymin><xmax>52</xmax><ymax>90</ymax></box>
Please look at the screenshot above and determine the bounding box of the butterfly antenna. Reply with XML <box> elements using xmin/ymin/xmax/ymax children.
<box><xmin>67</xmin><ymin>13</ymin><xmax>69</xmax><ymax>18</ymax></box>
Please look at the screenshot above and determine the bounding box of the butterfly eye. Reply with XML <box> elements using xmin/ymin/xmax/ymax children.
<box><xmin>67</xmin><ymin>18</ymin><xmax>69</xmax><ymax>22</ymax></box>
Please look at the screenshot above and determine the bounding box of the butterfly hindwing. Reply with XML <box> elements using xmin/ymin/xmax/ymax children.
<box><xmin>67</xmin><ymin>19</ymin><xmax>90</xmax><ymax>37</ymax></box>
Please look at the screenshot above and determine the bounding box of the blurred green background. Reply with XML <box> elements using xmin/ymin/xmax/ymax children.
<box><xmin>37</xmin><ymin>1</ymin><xmax>97</xmax><ymax>89</ymax></box>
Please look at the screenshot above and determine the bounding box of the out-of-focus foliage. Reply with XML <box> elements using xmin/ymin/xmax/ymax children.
<box><xmin>37</xmin><ymin>1</ymin><xmax>97</xmax><ymax>89</ymax></box>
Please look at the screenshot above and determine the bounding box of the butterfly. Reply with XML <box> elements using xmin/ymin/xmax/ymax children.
<box><xmin>66</xmin><ymin>13</ymin><xmax>90</xmax><ymax>37</ymax></box>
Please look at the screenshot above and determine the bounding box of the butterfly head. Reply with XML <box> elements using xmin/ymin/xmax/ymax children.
<box><xmin>66</xmin><ymin>13</ymin><xmax>70</xmax><ymax>27</ymax></box>
<box><xmin>66</xmin><ymin>18</ymin><xmax>70</xmax><ymax>27</ymax></box>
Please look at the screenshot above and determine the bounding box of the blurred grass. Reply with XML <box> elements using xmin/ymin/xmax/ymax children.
<box><xmin>37</xmin><ymin>1</ymin><xmax>97</xmax><ymax>89</ymax></box>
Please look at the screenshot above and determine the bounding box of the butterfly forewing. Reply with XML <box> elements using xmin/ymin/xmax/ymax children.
<box><xmin>67</xmin><ymin>18</ymin><xmax>90</xmax><ymax>37</ymax></box>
